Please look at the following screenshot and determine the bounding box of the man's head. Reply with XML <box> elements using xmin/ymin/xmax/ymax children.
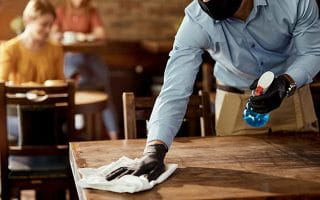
<box><xmin>198</xmin><ymin>0</ymin><xmax>242</xmax><ymax>20</ymax></box>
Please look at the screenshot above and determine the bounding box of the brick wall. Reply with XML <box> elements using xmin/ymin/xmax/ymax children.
<box><xmin>0</xmin><ymin>0</ymin><xmax>29</xmax><ymax>40</ymax></box>
<box><xmin>0</xmin><ymin>0</ymin><xmax>192</xmax><ymax>41</ymax></box>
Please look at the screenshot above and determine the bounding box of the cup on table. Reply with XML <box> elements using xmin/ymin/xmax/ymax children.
<box><xmin>63</xmin><ymin>31</ymin><xmax>77</xmax><ymax>44</ymax></box>
<box><xmin>86</xmin><ymin>34</ymin><xmax>96</xmax><ymax>42</ymax></box>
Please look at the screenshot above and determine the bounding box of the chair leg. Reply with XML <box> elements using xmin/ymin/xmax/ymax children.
<box><xmin>1</xmin><ymin>174</ymin><xmax>9</xmax><ymax>200</ymax></box>
<box><xmin>36</xmin><ymin>189</ymin><xmax>65</xmax><ymax>200</ymax></box>
<box><xmin>1</xmin><ymin>191</ymin><xmax>9</xmax><ymax>200</ymax></box>
<box><xmin>1</xmin><ymin>188</ymin><xmax>20</xmax><ymax>200</ymax></box>
<box><xmin>35</xmin><ymin>190</ymin><xmax>46</xmax><ymax>200</ymax></box>
<box><xmin>69</xmin><ymin>178</ymin><xmax>79</xmax><ymax>200</ymax></box>
<box><xmin>11</xmin><ymin>188</ymin><xmax>21</xmax><ymax>200</ymax></box>
<box><xmin>69</xmin><ymin>188</ymin><xmax>78</xmax><ymax>200</ymax></box>
<box><xmin>56</xmin><ymin>189</ymin><xmax>67</xmax><ymax>200</ymax></box>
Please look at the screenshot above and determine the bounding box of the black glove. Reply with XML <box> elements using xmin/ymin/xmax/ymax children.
<box><xmin>248</xmin><ymin>74</ymin><xmax>291</xmax><ymax>114</ymax></box>
<box><xmin>106</xmin><ymin>144</ymin><xmax>168</xmax><ymax>181</ymax></box>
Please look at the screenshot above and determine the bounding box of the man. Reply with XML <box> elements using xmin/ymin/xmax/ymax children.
<box><xmin>107</xmin><ymin>0</ymin><xmax>320</xmax><ymax>181</ymax></box>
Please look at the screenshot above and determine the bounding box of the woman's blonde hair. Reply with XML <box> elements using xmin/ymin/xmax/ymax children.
<box><xmin>23</xmin><ymin>0</ymin><xmax>56</xmax><ymax>21</ymax></box>
<box><xmin>66</xmin><ymin>0</ymin><xmax>92</xmax><ymax>10</ymax></box>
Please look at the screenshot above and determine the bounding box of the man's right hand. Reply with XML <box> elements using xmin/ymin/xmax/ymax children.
<box><xmin>105</xmin><ymin>143</ymin><xmax>168</xmax><ymax>181</ymax></box>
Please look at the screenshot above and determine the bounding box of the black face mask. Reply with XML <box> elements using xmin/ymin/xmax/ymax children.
<box><xmin>198</xmin><ymin>0</ymin><xmax>242</xmax><ymax>20</ymax></box>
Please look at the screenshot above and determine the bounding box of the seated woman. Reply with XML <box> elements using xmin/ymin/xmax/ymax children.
<box><xmin>0</xmin><ymin>0</ymin><xmax>66</xmax><ymax>170</ymax></box>
<box><xmin>51</xmin><ymin>0</ymin><xmax>119</xmax><ymax>139</ymax></box>
<box><xmin>0</xmin><ymin>1</ymin><xmax>64</xmax><ymax>84</ymax></box>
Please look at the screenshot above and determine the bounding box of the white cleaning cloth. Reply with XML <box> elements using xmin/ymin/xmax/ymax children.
<box><xmin>78</xmin><ymin>156</ymin><xmax>178</xmax><ymax>193</ymax></box>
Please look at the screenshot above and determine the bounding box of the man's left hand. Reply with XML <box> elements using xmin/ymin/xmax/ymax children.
<box><xmin>249</xmin><ymin>74</ymin><xmax>292</xmax><ymax>113</ymax></box>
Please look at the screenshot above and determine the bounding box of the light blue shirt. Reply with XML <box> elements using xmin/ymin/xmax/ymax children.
<box><xmin>147</xmin><ymin>0</ymin><xmax>320</xmax><ymax>148</ymax></box>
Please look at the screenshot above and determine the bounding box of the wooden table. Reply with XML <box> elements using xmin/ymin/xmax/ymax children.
<box><xmin>75</xmin><ymin>91</ymin><xmax>108</xmax><ymax>140</ymax></box>
<box><xmin>141</xmin><ymin>39</ymin><xmax>173</xmax><ymax>54</ymax></box>
<box><xmin>63</xmin><ymin>41</ymin><xmax>107</xmax><ymax>54</ymax></box>
<box><xmin>70</xmin><ymin>133</ymin><xmax>320</xmax><ymax>200</ymax></box>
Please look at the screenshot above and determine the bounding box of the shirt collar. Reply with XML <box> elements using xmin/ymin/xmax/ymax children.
<box><xmin>255</xmin><ymin>0</ymin><xmax>267</xmax><ymax>7</ymax></box>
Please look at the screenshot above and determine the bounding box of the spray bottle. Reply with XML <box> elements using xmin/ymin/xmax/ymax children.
<box><xmin>242</xmin><ymin>71</ymin><xmax>275</xmax><ymax>128</ymax></box>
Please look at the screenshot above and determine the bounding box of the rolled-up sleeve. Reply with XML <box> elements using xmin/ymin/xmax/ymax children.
<box><xmin>146</xmin><ymin>13</ymin><xmax>210</xmax><ymax>148</ymax></box>
<box><xmin>286</xmin><ymin>0</ymin><xmax>320</xmax><ymax>87</ymax></box>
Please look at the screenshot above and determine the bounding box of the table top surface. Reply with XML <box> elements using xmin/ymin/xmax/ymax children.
<box><xmin>75</xmin><ymin>91</ymin><xmax>108</xmax><ymax>106</ymax></box>
<box><xmin>74</xmin><ymin>91</ymin><xmax>108</xmax><ymax>114</ymax></box>
<box><xmin>70</xmin><ymin>133</ymin><xmax>320</xmax><ymax>200</ymax></box>
<box><xmin>140</xmin><ymin>39</ymin><xmax>173</xmax><ymax>54</ymax></box>
<box><xmin>62</xmin><ymin>41</ymin><xmax>107</xmax><ymax>53</ymax></box>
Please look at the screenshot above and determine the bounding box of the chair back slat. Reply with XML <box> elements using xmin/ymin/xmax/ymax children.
<box><xmin>198</xmin><ymin>90</ymin><xmax>212</xmax><ymax>137</ymax></box>
<box><xmin>122</xmin><ymin>92</ymin><xmax>137</xmax><ymax>139</ymax></box>
<box><xmin>0</xmin><ymin>82</ymin><xmax>9</xmax><ymax>199</ymax></box>
<box><xmin>187</xmin><ymin>96</ymin><xmax>201</xmax><ymax>105</ymax></box>
<box><xmin>5</xmin><ymin>84</ymin><xmax>70</xmax><ymax>94</ymax></box>
<box><xmin>136</xmin><ymin>109</ymin><xmax>153</xmax><ymax>120</ymax></box>
<box><xmin>6</xmin><ymin>96</ymin><xmax>70</xmax><ymax>105</ymax></box>
<box><xmin>185</xmin><ymin>109</ymin><xmax>202</xmax><ymax>118</ymax></box>
<box><xmin>135</xmin><ymin>97</ymin><xmax>156</xmax><ymax>108</ymax></box>
<box><xmin>9</xmin><ymin>145</ymin><xmax>68</xmax><ymax>156</ymax></box>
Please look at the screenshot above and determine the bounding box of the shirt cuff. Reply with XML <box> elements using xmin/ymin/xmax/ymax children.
<box><xmin>285</xmin><ymin>67</ymin><xmax>312</xmax><ymax>88</ymax></box>
<box><xmin>147</xmin><ymin>125</ymin><xmax>176</xmax><ymax>149</ymax></box>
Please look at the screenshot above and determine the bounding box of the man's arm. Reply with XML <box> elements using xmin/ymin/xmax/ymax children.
<box><xmin>250</xmin><ymin>0</ymin><xmax>320</xmax><ymax>114</ymax></box>
<box><xmin>146</xmin><ymin>12</ymin><xmax>211</xmax><ymax>148</ymax></box>
<box><xmin>285</xmin><ymin>0</ymin><xmax>320</xmax><ymax>87</ymax></box>
<box><xmin>106</xmin><ymin>9</ymin><xmax>211</xmax><ymax>181</ymax></box>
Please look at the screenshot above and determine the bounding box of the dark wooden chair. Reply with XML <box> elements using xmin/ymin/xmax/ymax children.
<box><xmin>311</xmin><ymin>80</ymin><xmax>320</xmax><ymax>122</ymax></box>
<box><xmin>200</xmin><ymin>51</ymin><xmax>216</xmax><ymax>94</ymax></box>
<box><xmin>122</xmin><ymin>91</ymin><xmax>214</xmax><ymax>139</ymax></box>
<box><xmin>0</xmin><ymin>81</ymin><xmax>77</xmax><ymax>200</ymax></box>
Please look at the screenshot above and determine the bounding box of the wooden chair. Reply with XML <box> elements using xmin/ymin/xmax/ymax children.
<box><xmin>0</xmin><ymin>81</ymin><xmax>77</xmax><ymax>200</ymax></box>
<box><xmin>311</xmin><ymin>80</ymin><xmax>320</xmax><ymax>122</ymax></box>
<box><xmin>201</xmin><ymin>51</ymin><xmax>216</xmax><ymax>94</ymax></box>
<box><xmin>122</xmin><ymin>91</ymin><xmax>214</xmax><ymax>139</ymax></box>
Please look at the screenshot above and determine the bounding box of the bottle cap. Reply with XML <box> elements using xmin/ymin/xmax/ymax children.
<box><xmin>255</xmin><ymin>71</ymin><xmax>274</xmax><ymax>96</ymax></box>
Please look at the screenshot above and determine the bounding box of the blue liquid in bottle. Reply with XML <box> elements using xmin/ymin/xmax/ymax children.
<box><xmin>242</xmin><ymin>71</ymin><xmax>274</xmax><ymax>128</ymax></box>
<box><xmin>242</xmin><ymin>102</ymin><xmax>270</xmax><ymax>128</ymax></box>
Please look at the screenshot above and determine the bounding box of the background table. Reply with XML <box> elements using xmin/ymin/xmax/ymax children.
<box><xmin>70</xmin><ymin>133</ymin><xmax>320</xmax><ymax>200</ymax></box>
<box><xmin>75</xmin><ymin>91</ymin><xmax>108</xmax><ymax>140</ymax></box>
<box><xmin>63</xmin><ymin>41</ymin><xmax>107</xmax><ymax>54</ymax></box>
<box><xmin>140</xmin><ymin>39</ymin><xmax>173</xmax><ymax>54</ymax></box>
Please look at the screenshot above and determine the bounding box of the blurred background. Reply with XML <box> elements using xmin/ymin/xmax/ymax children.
<box><xmin>0</xmin><ymin>0</ymin><xmax>189</xmax><ymax>41</ymax></box>
<box><xmin>0</xmin><ymin>0</ymin><xmax>196</xmax><ymax>140</ymax></box>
